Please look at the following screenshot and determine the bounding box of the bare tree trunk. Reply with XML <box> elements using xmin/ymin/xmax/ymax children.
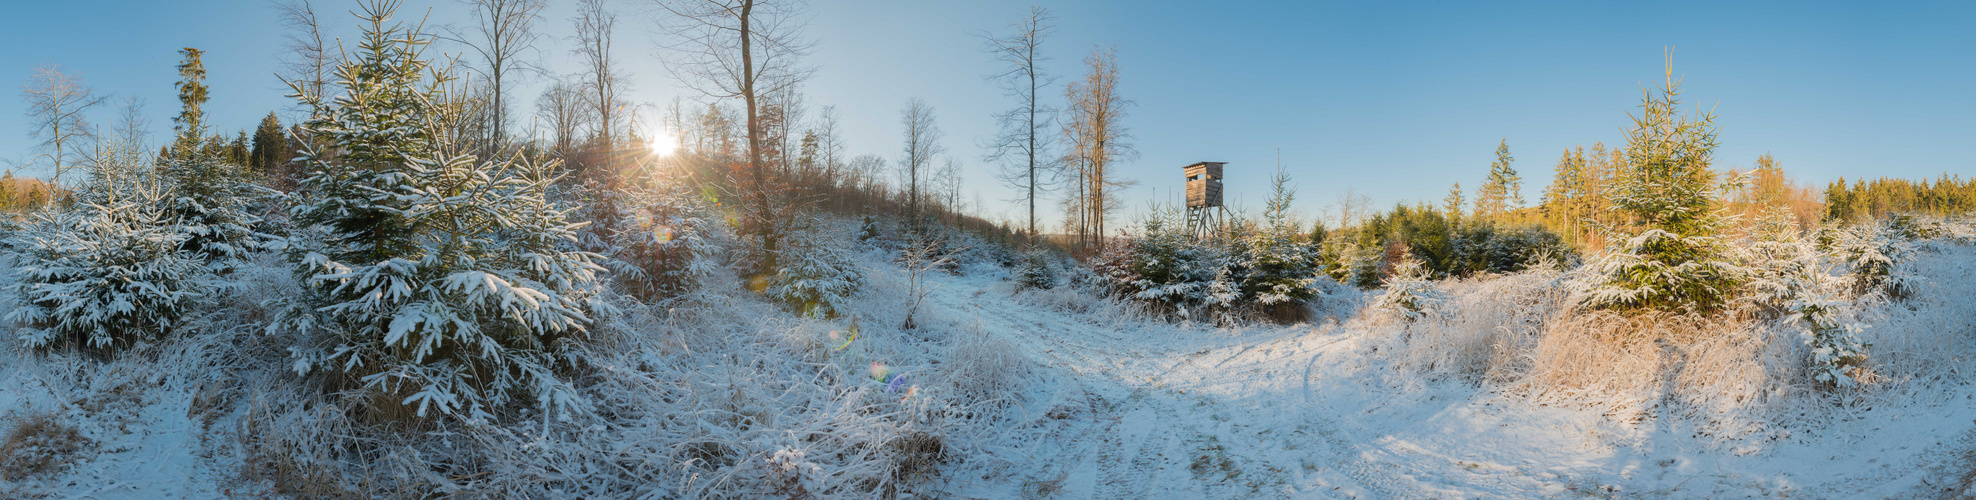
<box><xmin>656</xmin><ymin>0</ymin><xmax>813</xmax><ymax>272</ymax></box>
<box><xmin>1062</xmin><ymin>47</ymin><xmax>1132</xmax><ymax>253</ymax></box>
<box><xmin>574</xmin><ymin>0</ymin><xmax>621</xmax><ymax>174</ymax></box>
<box><xmin>276</xmin><ymin>0</ymin><xmax>332</xmax><ymax>106</ymax></box>
<box><xmin>899</xmin><ymin>98</ymin><xmax>944</xmax><ymax>229</ymax></box>
<box><xmin>981</xmin><ymin>7</ymin><xmax>1055</xmax><ymax>240</ymax></box>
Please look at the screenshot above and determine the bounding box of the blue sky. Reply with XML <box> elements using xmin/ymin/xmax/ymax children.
<box><xmin>2</xmin><ymin>0</ymin><xmax>1971</xmax><ymax>227</ymax></box>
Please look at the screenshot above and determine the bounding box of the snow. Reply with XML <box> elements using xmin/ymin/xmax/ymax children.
<box><xmin>3</xmin><ymin>225</ymin><xmax>1976</xmax><ymax>498</ymax></box>
<box><xmin>922</xmin><ymin>248</ymin><xmax>1976</xmax><ymax>498</ymax></box>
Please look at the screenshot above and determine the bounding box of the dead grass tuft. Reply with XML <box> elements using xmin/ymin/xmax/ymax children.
<box><xmin>0</xmin><ymin>409</ymin><xmax>92</xmax><ymax>482</ymax></box>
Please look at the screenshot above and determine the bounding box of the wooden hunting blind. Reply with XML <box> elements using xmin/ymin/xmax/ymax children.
<box><xmin>1183</xmin><ymin>161</ymin><xmax>1227</xmax><ymax>239</ymax></box>
<box><xmin>1184</xmin><ymin>161</ymin><xmax>1225</xmax><ymax>208</ymax></box>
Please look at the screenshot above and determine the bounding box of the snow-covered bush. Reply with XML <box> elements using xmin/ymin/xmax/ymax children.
<box><xmin>272</xmin><ymin>5</ymin><xmax>608</xmax><ymax>421</ymax></box>
<box><xmin>1329</xmin><ymin>241</ymin><xmax>1384</xmax><ymax>289</ymax></box>
<box><xmin>766</xmin><ymin>223</ymin><xmax>866</xmax><ymax>318</ymax></box>
<box><xmin>1736</xmin><ymin>208</ymin><xmax>1872</xmax><ymax>387</ymax></box>
<box><xmin>6</xmin><ymin>202</ymin><xmax>206</xmax><ymax>351</ymax></box>
<box><xmin>1093</xmin><ymin>209</ymin><xmax>1228</xmax><ymax>320</ymax></box>
<box><xmin>577</xmin><ymin>181</ymin><xmax>722</xmax><ymax>303</ymax></box>
<box><xmin>1227</xmin><ymin>171</ymin><xmax>1322</xmax><ymax>321</ymax></box>
<box><xmin>1013</xmin><ymin>248</ymin><xmax>1058</xmax><ymax>290</ymax></box>
<box><xmin>1830</xmin><ymin>220</ymin><xmax>1919</xmax><ymax>299</ymax></box>
<box><xmin>1370</xmin><ymin>253</ymin><xmax>1446</xmax><ymax>323</ymax></box>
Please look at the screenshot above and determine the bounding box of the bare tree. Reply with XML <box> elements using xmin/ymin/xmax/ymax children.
<box><xmin>112</xmin><ymin>96</ymin><xmax>152</xmax><ymax>151</ymax></box>
<box><xmin>534</xmin><ymin>77</ymin><xmax>594</xmax><ymax>159</ymax></box>
<box><xmin>654</xmin><ymin>0</ymin><xmax>814</xmax><ymax>270</ymax></box>
<box><xmin>771</xmin><ymin>84</ymin><xmax>807</xmax><ymax>175</ymax></box>
<box><xmin>572</xmin><ymin>0</ymin><xmax>627</xmax><ymax>171</ymax></box>
<box><xmin>1062</xmin><ymin>47</ymin><xmax>1134</xmax><ymax>251</ymax></box>
<box><xmin>21</xmin><ymin>64</ymin><xmax>108</xmax><ymax>185</ymax></box>
<box><xmin>813</xmin><ymin>104</ymin><xmax>844</xmax><ymax>183</ymax></box>
<box><xmin>275</xmin><ymin>0</ymin><xmax>334</xmax><ymax>106</ymax></box>
<box><xmin>1329</xmin><ymin>188</ymin><xmax>1373</xmax><ymax>228</ymax></box>
<box><xmin>847</xmin><ymin>153</ymin><xmax>885</xmax><ymax>193</ymax></box>
<box><xmin>899</xmin><ymin>98</ymin><xmax>944</xmax><ymax>224</ymax></box>
<box><xmin>937</xmin><ymin>156</ymin><xmax>963</xmax><ymax>216</ymax></box>
<box><xmin>980</xmin><ymin>6</ymin><xmax>1056</xmax><ymax>238</ymax></box>
<box><xmin>444</xmin><ymin>0</ymin><xmax>547</xmax><ymax>149</ymax></box>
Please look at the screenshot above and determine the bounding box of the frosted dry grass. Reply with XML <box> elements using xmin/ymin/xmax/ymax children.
<box><xmin>370</xmin><ymin>251</ymin><xmax>1050</xmax><ymax>499</ymax></box>
<box><xmin>1369</xmin><ymin>269</ymin><xmax>1570</xmax><ymax>380</ymax></box>
<box><xmin>1847</xmin><ymin>243</ymin><xmax>1976</xmax><ymax>394</ymax></box>
<box><xmin>1360</xmin><ymin>235</ymin><xmax>1976</xmax><ymax>448</ymax></box>
<box><xmin>1011</xmin><ymin>283</ymin><xmax>1158</xmax><ymax>327</ymax></box>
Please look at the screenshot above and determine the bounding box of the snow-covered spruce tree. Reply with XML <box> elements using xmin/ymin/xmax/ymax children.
<box><xmin>271</xmin><ymin>3</ymin><xmax>607</xmax><ymax>421</ymax></box>
<box><xmin>1830</xmin><ymin>220</ymin><xmax>1918</xmax><ymax>299</ymax></box>
<box><xmin>1578</xmin><ymin>68</ymin><xmax>1741</xmax><ymax>315</ymax></box>
<box><xmin>162</xmin><ymin>48</ymin><xmax>269</xmax><ymax>269</ymax></box>
<box><xmin>765</xmin><ymin>220</ymin><xmax>866</xmax><ymax>318</ymax></box>
<box><xmin>1736</xmin><ymin>207</ymin><xmax>1870</xmax><ymax>386</ymax></box>
<box><xmin>1013</xmin><ymin>247</ymin><xmax>1058</xmax><ymax>290</ymax></box>
<box><xmin>7</xmin><ymin>140</ymin><xmax>206</xmax><ymax>352</ymax></box>
<box><xmin>1234</xmin><ymin>170</ymin><xmax>1320</xmax><ymax>321</ymax></box>
<box><xmin>1370</xmin><ymin>251</ymin><xmax>1446</xmax><ymax>323</ymax></box>
<box><xmin>1093</xmin><ymin>207</ymin><xmax>1226</xmax><ymax>320</ymax></box>
<box><xmin>575</xmin><ymin>179</ymin><xmax>722</xmax><ymax>303</ymax></box>
<box><xmin>1330</xmin><ymin>240</ymin><xmax>1385</xmax><ymax>289</ymax></box>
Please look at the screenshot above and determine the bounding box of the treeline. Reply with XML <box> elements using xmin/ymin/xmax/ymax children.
<box><xmin>1824</xmin><ymin>174</ymin><xmax>1976</xmax><ymax>223</ymax></box>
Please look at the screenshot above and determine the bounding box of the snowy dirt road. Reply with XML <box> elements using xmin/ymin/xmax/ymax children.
<box><xmin>925</xmin><ymin>271</ymin><xmax>1976</xmax><ymax>499</ymax></box>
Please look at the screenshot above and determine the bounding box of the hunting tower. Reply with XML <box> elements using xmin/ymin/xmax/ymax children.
<box><xmin>1184</xmin><ymin>161</ymin><xmax>1226</xmax><ymax>239</ymax></box>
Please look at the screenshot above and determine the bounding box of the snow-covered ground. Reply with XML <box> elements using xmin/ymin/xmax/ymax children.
<box><xmin>4</xmin><ymin>240</ymin><xmax>1976</xmax><ymax>498</ymax></box>
<box><xmin>924</xmin><ymin>253</ymin><xmax>1976</xmax><ymax>498</ymax></box>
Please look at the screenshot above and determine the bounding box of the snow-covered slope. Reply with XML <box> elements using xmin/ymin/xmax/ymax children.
<box><xmin>927</xmin><ymin>248</ymin><xmax>1976</xmax><ymax>499</ymax></box>
<box><xmin>4</xmin><ymin>240</ymin><xmax>1976</xmax><ymax>498</ymax></box>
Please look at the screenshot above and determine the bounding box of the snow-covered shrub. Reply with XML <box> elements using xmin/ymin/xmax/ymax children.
<box><xmin>940</xmin><ymin>323</ymin><xmax>1035</xmax><ymax>407</ymax></box>
<box><xmin>1370</xmin><ymin>253</ymin><xmax>1446</xmax><ymax>323</ymax></box>
<box><xmin>1093</xmin><ymin>209</ymin><xmax>1227</xmax><ymax>320</ymax></box>
<box><xmin>6</xmin><ymin>201</ymin><xmax>206</xmax><ymax>352</ymax></box>
<box><xmin>1013</xmin><ymin>248</ymin><xmax>1058</xmax><ymax>290</ymax></box>
<box><xmin>1227</xmin><ymin>171</ymin><xmax>1322</xmax><ymax>321</ymax></box>
<box><xmin>272</xmin><ymin>5</ymin><xmax>607</xmax><ymax>421</ymax></box>
<box><xmin>579</xmin><ymin>182</ymin><xmax>722</xmax><ymax>303</ymax></box>
<box><xmin>1830</xmin><ymin>221</ymin><xmax>1918</xmax><ymax>299</ymax></box>
<box><xmin>1736</xmin><ymin>208</ymin><xmax>1872</xmax><ymax>387</ymax></box>
<box><xmin>858</xmin><ymin>214</ymin><xmax>880</xmax><ymax>243</ymax></box>
<box><xmin>766</xmin><ymin>223</ymin><xmax>866</xmax><ymax>318</ymax></box>
<box><xmin>1790</xmin><ymin>293</ymin><xmax>1870</xmax><ymax>388</ymax></box>
<box><xmin>161</xmin><ymin>148</ymin><xmax>268</xmax><ymax>269</ymax></box>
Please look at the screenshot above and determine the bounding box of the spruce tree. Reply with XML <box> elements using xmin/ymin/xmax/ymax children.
<box><xmin>172</xmin><ymin>48</ymin><xmax>209</xmax><ymax>156</ymax></box>
<box><xmin>161</xmin><ymin>48</ymin><xmax>263</xmax><ymax>266</ymax></box>
<box><xmin>1580</xmin><ymin>63</ymin><xmax>1738</xmax><ymax>314</ymax></box>
<box><xmin>1442</xmin><ymin>183</ymin><xmax>1464</xmax><ymax>220</ymax></box>
<box><xmin>1542</xmin><ymin>147</ymin><xmax>1588</xmax><ymax>245</ymax></box>
<box><xmin>1474</xmin><ymin>139</ymin><xmax>1521</xmax><ymax>220</ymax></box>
<box><xmin>250</xmin><ymin>112</ymin><xmax>288</xmax><ymax>178</ymax></box>
<box><xmin>275</xmin><ymin>1</ymin><xmax>608</xmax><ymax>421</ymax></box>
<box><xmin>1240</xmin><ymin>169</ymin><xmax>1319</xmax><ymax>310</ymax></box>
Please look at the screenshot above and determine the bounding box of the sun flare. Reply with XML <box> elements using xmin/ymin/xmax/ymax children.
<box><xmin>650</xmin><ymin>131</ymin><xmax>678</xmax><ymax>157</ymax></box>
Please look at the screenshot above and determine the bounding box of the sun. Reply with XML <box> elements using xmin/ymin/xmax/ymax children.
<box><xmin>649</xmin><ymin>130</ymin><xmax>679</xmax><ymax>157</ymax></box>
